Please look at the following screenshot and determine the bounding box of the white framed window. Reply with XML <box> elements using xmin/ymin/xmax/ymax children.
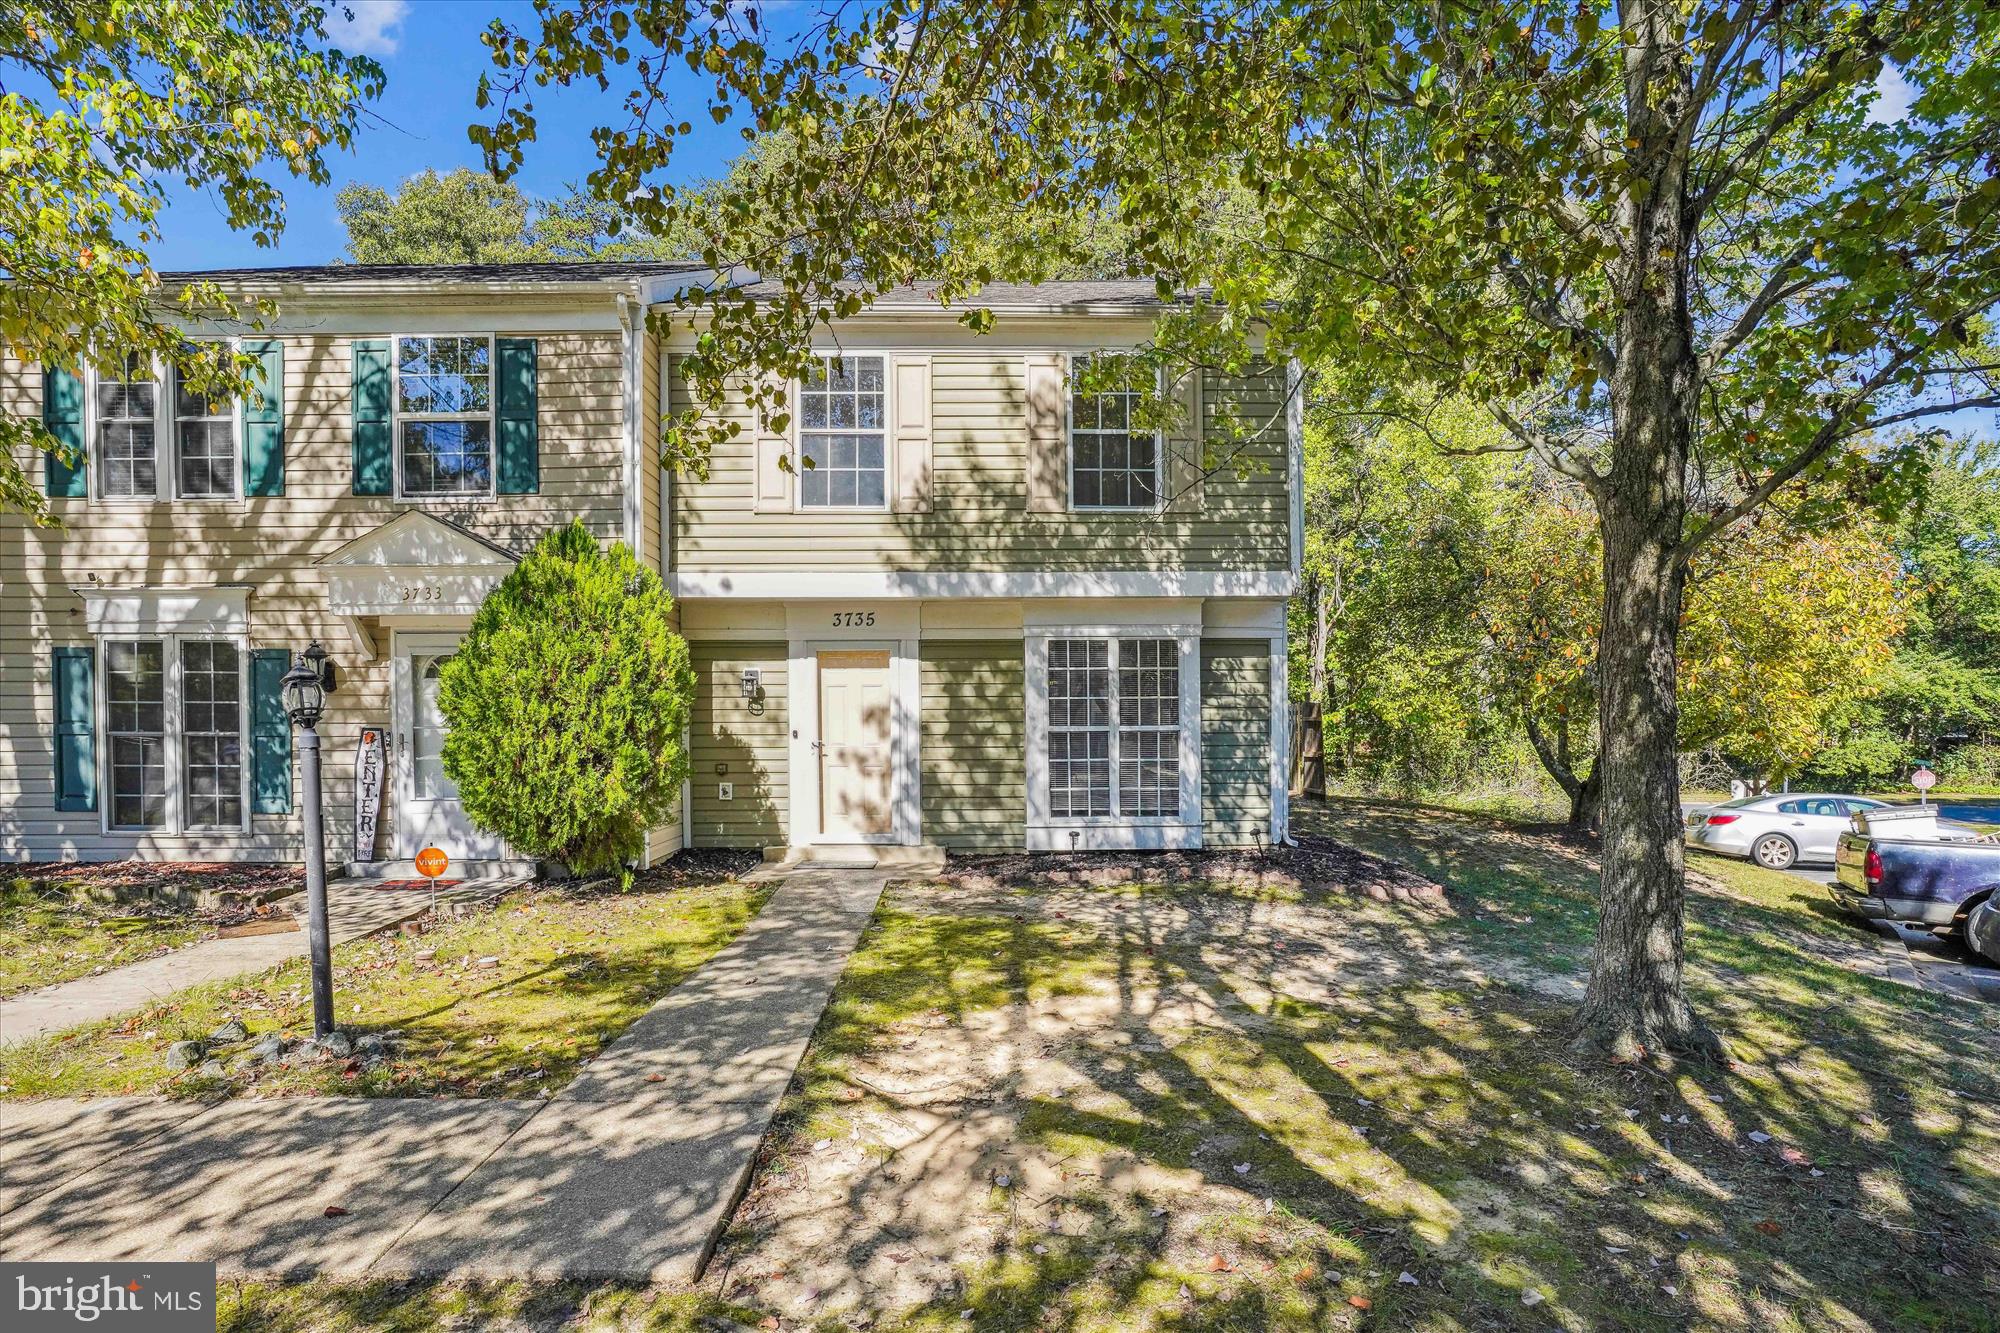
<box><xmin>396</xmin><ymin>335</ymin><xmax>494</xmax><ymax>498</ymax></box>
<box><xmin>1042</xmin><ymin>635</ymin><xmax>1184</xmax><ymax>822</ymax></box>
<box><xmin>96</xmin><ymin>355</ymin><xmax>159</xmax><ymax>500</ymax></box>
<box><xmin>1068</xmin><ymin>354</ymin><xmax>1161</xmax><ymax>511</ymax></box>
<box><xmin>1048</xmin><ymin>639</ymin><xmax>1112</xmax><ymax>817</ymax></box>
<box><xmin>82</xmin><ymin>344</ymin><xmax>243</xmax><ymax>503</ymax></box>
<box><xmin>1117</xmin><ymin>639</ymin><xmax>1180</xmax><ymax>816</ymax></box>
<box><xmin>179</xmin><ymin>639</ymin><xmax>245</xmax><ymax>829</ymax></box>
<box><xmin>100</xmin><ymin>634</ymin><xmax>250</xmax><ymax>834</ymax></box>
<box><xmin>798</xmin><ymin>353</ymin><xmax>888</xmax><ymax>509</ymax></box>
<box><xmin>173</xmin><ymin>364</ymin><xmax>237</xmax><ymax>498</ymax></box>
<box><xmin>105</xmin><ymin>640</ymin><xmax>167</xmax><ymax>828</ymax></box>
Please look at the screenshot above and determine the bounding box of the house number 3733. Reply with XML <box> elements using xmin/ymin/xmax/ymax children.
<box><xmin>831</xmin><ymin>611</ymin><xmax>876</xmax><ymax>627</ymax></box>
<box><xmin>400</xmin><ymin>584</ymin><xmax>444</xmax><ymax>603</ymax></box>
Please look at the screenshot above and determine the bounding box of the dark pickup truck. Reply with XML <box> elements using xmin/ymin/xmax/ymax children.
<box><xmin>1833</xmin><ymin>808</ymin><xmax>2000</xmax><ymax>935</ymax></box>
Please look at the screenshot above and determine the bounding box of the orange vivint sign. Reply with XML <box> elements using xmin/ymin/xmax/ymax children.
<box><xmin>413</xmin><ymin>846</ymin><xmax>450</xmax><ymax>879</ymax></box>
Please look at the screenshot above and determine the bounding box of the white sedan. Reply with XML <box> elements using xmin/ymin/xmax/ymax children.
<box><xmin>1683</xmin><ymin>794</ymin><xmax>1893</xmax><ymax>870</ymax></box>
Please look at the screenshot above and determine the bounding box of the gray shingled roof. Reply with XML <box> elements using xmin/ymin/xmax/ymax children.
<box><xmin>158</xmin><ymin>261</ymin><xmax>704</xmax><ymax>285</ymax></box>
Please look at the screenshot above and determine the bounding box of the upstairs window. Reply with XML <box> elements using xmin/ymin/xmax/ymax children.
<box><xmin>798</xmin><ymin>354</ymin><xmax>887</xmax><ymax>508</ymax></box>
<box><xmin>96</xmin><ymin>355</ymin><xmax>157</xmax><ymax>499</ymax></box>
<box><xmin>1069</xmin><ymin>356</ymin><xmax>1159</xmax><ymax>510</ymax></box>
<box><xmin>174</xmin><ymin>366</ymin><xmax>236</xmax><ymax>498</ymax></box>
<box><xmin>397</xmin><ymin>336</ymin><xmax>493</xmax><ymax>496</ymax></box>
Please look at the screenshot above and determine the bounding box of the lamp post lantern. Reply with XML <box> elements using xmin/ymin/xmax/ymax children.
<box><xmin>281</xmin><ymin>641</ymin><xmax>335</xmax><ymax>1038</ymax></box>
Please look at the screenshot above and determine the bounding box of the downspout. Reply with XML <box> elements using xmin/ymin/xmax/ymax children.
<box><xmin>617</xmin><ymin>292</ymin><xmax>643</xmax><ymax>553</ymax></box>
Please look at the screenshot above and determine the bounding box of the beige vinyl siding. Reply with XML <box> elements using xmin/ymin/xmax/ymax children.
<box><xmin>920</xmin><ymin>640</ymin><xmax>1026</xmax><ymax>851</ymax></box>
<box><xmin>1</xmin><ymin>330</ymin><xmax>626</xmax><ymax>863</ymax></box>
<box><xmin>1201</xmin><ymin>638</ymin><xmax>1273</xmax><ymax>848</ymax></box>
<box><xmin>687</xmin><ymin>642</ymin><xmax>788</xmax><ymax>849</ymax></box>
<box><xmin>669</xmin><ymin>355</ymin><xmax>1289</xmax><ymax>573</ymax></box>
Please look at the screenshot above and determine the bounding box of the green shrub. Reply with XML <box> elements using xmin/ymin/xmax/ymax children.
<box><xmin>438</xmin><ymin>520</ymin><xmax>694</xmax><ymax>877</ymax></box>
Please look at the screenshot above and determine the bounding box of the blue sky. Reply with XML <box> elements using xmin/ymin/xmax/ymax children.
<box><xmin>152</xmin><ymin>0</ymin><xmax>748</xmax><ymax>270</ymax></box>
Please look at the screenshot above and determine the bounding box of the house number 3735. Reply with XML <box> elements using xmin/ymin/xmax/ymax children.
<box><xmin>831</xmin><ymin>611</ymin><xmax>876</xmax><ymax>627</ymax></box>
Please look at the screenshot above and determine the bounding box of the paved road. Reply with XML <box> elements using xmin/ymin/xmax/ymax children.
<box><xmin>1767</xmin><ymin>862</ymin><xmax>1999</xmax><ymax>1004</ymax></box>
<box><xmin>1681</xmin><ymin>801</ymin><xmax>1997</xmax><ymax>1003</ymax></box>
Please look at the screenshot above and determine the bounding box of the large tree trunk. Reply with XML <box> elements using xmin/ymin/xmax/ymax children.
<box><xmin>1294</xmin><ymin>577</ymin><xmax>1331</xmax><ymax>797</ymax></box>
<box><xmin>1575</xmin><ymin>11</ymin><xmax>1722</xmax><ymax>1061</ymax></box>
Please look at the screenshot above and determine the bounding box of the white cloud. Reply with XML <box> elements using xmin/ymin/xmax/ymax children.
<box><xmin>327</xmin><ymin>0</ymin><xmax>410</xmax><ymax>57</ymax></box>
<box><xmin>1866</xmin><ymin>63</ymin><xmax>1915</xmax><ymax>126</ymax></box>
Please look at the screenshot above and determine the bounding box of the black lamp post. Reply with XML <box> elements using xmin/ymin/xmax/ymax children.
<box><xmin>281</xmin><ymin>641</ymin><xmax>335</xmax><ymax>1038</ymax></box>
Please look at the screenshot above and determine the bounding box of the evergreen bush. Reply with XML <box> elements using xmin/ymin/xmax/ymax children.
<box><xmin>438</xmin><ymin>520</ymin><xmax>694</xmax><ymax>878</ymax></box>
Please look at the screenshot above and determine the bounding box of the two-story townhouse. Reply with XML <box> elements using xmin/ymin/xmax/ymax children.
<box><xmin>1</xmin><ymin>265</ymin><xmax>1297</xmax><ymax>871</ymax></box>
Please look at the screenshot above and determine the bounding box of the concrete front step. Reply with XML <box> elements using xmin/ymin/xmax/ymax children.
<box><xmin>339</xmin><ymin>858</ymin><xmax>539</xmax><ymax>883</ymax></box>
<box><xmin>759</xmin><ymin>843</ymin><xmax>946</xmax><ymax>871</ymax></box>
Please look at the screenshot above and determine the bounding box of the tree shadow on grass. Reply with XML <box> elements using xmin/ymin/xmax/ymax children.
<box><xmin>715</xmin><ymin>843</ymin><xmax>1998</xmax><ymax>1330</ymax></box>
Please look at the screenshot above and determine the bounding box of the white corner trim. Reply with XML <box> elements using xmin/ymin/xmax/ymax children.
<box><xmin>671</xmin><ymin>569</ymin><xmax>1296</xmax><ymax>600</ymax></box>
<box><xmin>895</xmin><ymin>639</ymin><xmax>922</xmax><ymax>847</ymax></box>
<box><xmin>1268</xmin><ymin>632</ymin><xmax>1289</xmax><ymax>843</ymax></box>
<box><xmin>619</xmin><ymin>294</ymin><xmax>643</xmax><ymax>551</ymax></box>
<box><xmin>1287</xmin><ymin>358</ymin><xmax>1306</xmax><ymax>580</ymax></box>
<box><xmin>76</xmin><ymin>586</ymin><xmax>249</xmax><ymax>637</ymax></box>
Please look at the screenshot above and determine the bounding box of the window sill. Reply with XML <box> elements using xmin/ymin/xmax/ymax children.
<box><xmin>1027</xmin><ymin>820</ymin><xmax>1200</xmax><ymax>852</ymax></box>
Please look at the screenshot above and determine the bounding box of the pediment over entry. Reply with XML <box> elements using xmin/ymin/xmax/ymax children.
<box><xmin>318</xmin><ymin>510</ymin><xmax>517</xmax><ymax>570</ymax></box>
<box><xmin>320</xmin><ymin>512</ymin><xmax>518</xmax><ymax>620</ymax></box>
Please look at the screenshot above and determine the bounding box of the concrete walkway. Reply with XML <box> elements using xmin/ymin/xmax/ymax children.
<box><xmin>0</xmin><ymin>879</ymin><xmax>510</xmax><ymax>1046</ymax></box>
<box><xmin>0</xmin><ymin>866</ymin><xmax>890</xmax><ymax>1283</ymax></box>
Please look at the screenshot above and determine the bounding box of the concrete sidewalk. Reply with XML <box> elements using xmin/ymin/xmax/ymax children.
<box><xmin>0</xmin><ymin>866</ymin><xmax>890</xmax><ymax>1283</ymax></box>
<box><xmin>0</xmin><ymin>879</ymin><xmax>510</xmax><ymax>1046</ymax></box>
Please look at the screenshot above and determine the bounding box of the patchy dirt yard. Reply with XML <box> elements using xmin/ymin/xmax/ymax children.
<box><xmin>701</xmin><ymin>805</ymin><xmax>1999</xmax><ymax>1331</ymax></box>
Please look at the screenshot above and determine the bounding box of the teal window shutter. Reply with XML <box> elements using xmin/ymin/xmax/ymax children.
<box><xmin>43</xmin><ymin>366</ymin><xmax>86</xmax><ymax>498</ymax></box>
<box><xmin>241</xmin><ymin>339</ymin><xmax>286</xmax><ymax>496</ymax></box>
<box><xmin>250</xmin><ymin>649</ymin><xmax>293</xmax><ymax>814</ymax></box>
<box><xmin>52</xmin><ymin>646</ymin><xmax>96</xmax><ymax>812</ymax></box>
<box><xmin>352</xmin><ymin>339</ymin><xmax>393</xmax><ymax>495</ymax></box>
<box><xmin>496</xmin><ymin>337</ymin><xmax>539</xmax><ymax>494</ymax></box>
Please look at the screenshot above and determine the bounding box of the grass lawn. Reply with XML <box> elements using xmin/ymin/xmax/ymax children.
<box><xmin>0</xmin><ymin>865</ymin><xmax>771</xmax><ymax>1101</ymax></box>
<box><xmin>698</xmin><ymin>800</ymin><xmax>1997</xmax><ymax>1331</ymax></box>
<box><xmin>27</xmin><ymin>812</ymin><xmax>1999</xmax><ymax>1331</ymax></box>
<box><xmin>0</xmin><ymin>875</ymin><xmax>211</xmax><ymax>998</ymax></box>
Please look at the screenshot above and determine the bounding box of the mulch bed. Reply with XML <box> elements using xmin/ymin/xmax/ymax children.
<box><xmin>631</xmin><ymin>847</ymin><xmax>766</xmax><ymax>888</ymax></box>
<box><xmin>938</xmin><ymin>830</ymin><xmax>1449</xmax><ymax>908</ymax></box>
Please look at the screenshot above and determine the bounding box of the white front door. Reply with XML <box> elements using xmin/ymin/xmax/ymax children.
<box><xmin>394</xmin><ymin>636</ymin><xmax>505</xmax><ymax>862</ymax></box>
<box><xmin>818</xmin><ymin>649</ymin><xmax>894</xmax><ymax>841</ymax></box>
